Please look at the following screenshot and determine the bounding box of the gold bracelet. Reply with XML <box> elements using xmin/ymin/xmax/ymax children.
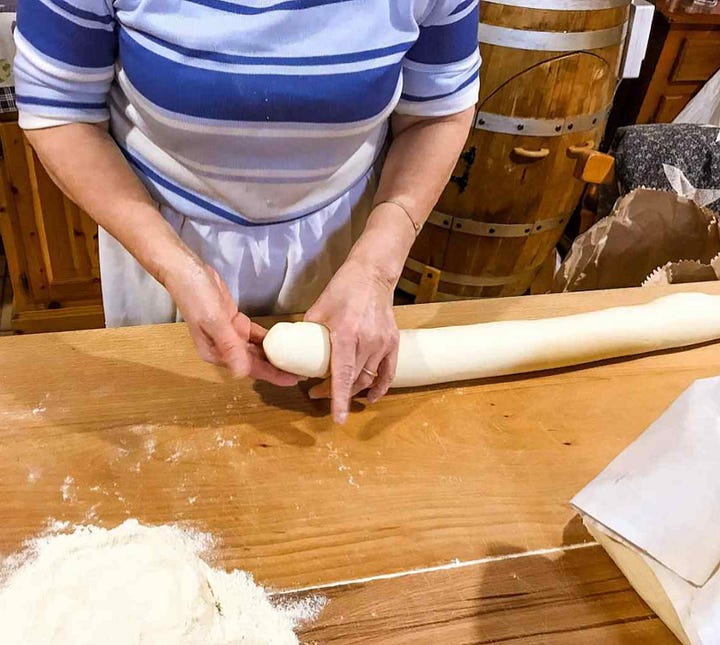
<box><xmin>374</xmin><ymin>199</ymin><xmax>422</xmax><ymax>237</ymax></box>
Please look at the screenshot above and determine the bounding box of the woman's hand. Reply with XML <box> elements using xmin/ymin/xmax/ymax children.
<box><xmin>305</xmin><ymin>256</ymin><xmax>400</xmax><ymax>424</ymax></box>
<box><xmin>165</xmin><ymin>258</ymin><xmax>300</xmax><ymax>387</ymax></box>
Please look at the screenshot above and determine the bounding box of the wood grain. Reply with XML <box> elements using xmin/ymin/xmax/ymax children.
<box><xmin>0</xmin><ymin>285</ymin><xmax>715</xmax><ymax>642</ymax></box>
<box><xmin>652</xmin><ymin>93</ymin><xmax>697</xmax><ymax>124</ymax></box>
<box><xmin>670</xmin><ymin>37</ymin><xmax>720</xmax><ymax>82</ymax></box>
<box><xmin>297</xmin><ymin>546</ymin><xmax>677</xmax><ymax>644</ymax></box>
<box><xmin>403</xmin><ymin>5</ymin><xmax>627</xmax><ymax>299</ymax></box>
<box><xmin>0</xmin><ymin>122</ymin><xmax>103</xmax><ymax>332</ymax></box>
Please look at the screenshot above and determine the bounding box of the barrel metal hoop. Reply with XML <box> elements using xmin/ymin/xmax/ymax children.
<box><xmin>427</xmin><ymin>211</ymin><xmax>568</xmax><ymax>238</ymax></box>
<box><xmin>404</xmin><ymin>257</ymin><xmax>541</xmax><ymax>287</ymax></box>
<box><xmin>478</xmin><ymin>23</ymin><xmax>626</xmax><ymax>51</ymax></box>
<box><xmin>483</xmin><ymin>0</ymin><xmax>629</xmax><ymax>10</ymax></box>
<box><xmin>398</xmin><ymin>278</ymin><xmax>477</xmax><ymax>301</ymax></box>
<box><xmin>474</xmin><ymin>106</ymin><xmax>611</xmax><ymax>136</ymax></box>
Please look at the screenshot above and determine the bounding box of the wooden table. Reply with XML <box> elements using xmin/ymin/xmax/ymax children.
<box><xmin>3</xmin><ymin>285</ymin><xmax>717</xmax><ymax>643</ymax></box>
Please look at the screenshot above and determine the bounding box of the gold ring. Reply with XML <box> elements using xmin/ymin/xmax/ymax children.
<box><xmin>362</xmin><ymin>367</ymin><xmax>379</xmax><ymax>379</ymax></box>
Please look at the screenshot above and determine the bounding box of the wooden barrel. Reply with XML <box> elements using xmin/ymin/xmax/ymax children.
<box><xmin>400</xmin><ymin>0</ymin><xmax>631</xmax><ymax>301</ymax></box>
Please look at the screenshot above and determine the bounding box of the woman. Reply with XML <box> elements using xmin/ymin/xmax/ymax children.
<box><xmin>14</xmin><ymin>0</ymin><xmax>479</xmax><ymax>423</ymax></box>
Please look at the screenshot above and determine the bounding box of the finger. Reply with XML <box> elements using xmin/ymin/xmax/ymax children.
<box><xmin>246</xmin><ymin>345</ymin><xmax>300</xmax><ymax>387</ymax></box>
<box><xmin>308</xmin><ymin>378</ymin><xmax>331</xmax><ymax>400</ymax></box>
<box><xmin>303</xmin><ymin>305</ymin><xmax>320</xmax><ymax>323</ymax></box>
<box><xmin>248</xmin><ymin>321</ymin><xmax>268</xmax><ymax>345</ymax></box>
<box><xmin>189</xmin><ymin>327</ymin><xmax>221</xmax><ymax>365</ymax></box>
<box><xmin>351</xmin><ymin>372</ymin><xmax>375</xmax><ymax>398</ymax></box>
<box><xmin>228</xmin><ymin>312</ymin><xmax>266</xmax><ymax>345</ymax></box>
<box><xmin>350</xmin><ymin>355</ymin><xmax>383</xmax><ymax>397</ymax></box>
<box><xmin>313</xmin><ymin>359</ymin><xmax>379</xmax><ymax>399</ymax></box>
<box><xmin>207</xmin><ymin>320</ymin><xmax>253</xmax><ymax>378</ymax></box>
<box><xmin>330</xmin><ymin>333</ymin><xmax>357</xmax><ymax>424</ymax></box>
<box><xmin>368</xmin><ymin>344</ymin><xmax>399</xmax><ymax>404</ymax></box>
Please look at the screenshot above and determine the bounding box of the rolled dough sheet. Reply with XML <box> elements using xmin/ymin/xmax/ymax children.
<box><xmin>263</xmin><ymin>292</ymin><xmax>720</xmax><ymax>388</ymax></box>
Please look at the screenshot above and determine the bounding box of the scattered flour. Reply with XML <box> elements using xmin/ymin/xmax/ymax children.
<box><xmin>60</xmin><ymin>476</ymin><xmax>76</xmax><ymax>502</ymax></box>
<box><xmin>83</xmin><ymin>504</ymin><xmax>100</xmax><ymax>523</ymax></box>
<box><xmin>113</xmin><ymin>447</ymin><xmax>130</xmax><ymax>463</ymax></box>
<box><xmin>127</xmin><ymin>424</ymin><xmax>160</xmax><ymax>435</ymax></box>
<box><xmin>144</xmin><ymin>438</ymin><xmax>157</xmax><ymax>459</ymax></box>
<box><xmin>337</xmin><ymin>464</ymin><xmax>359</xmax><ymax>489</ymax></box>
<box><xmin>0</xmin><ymin>519</ymin><xmax>325</xmax><ymax>644</ymax></box>
<box><xmin>32</xmin><ymin>394</ymin><xmax>49</xmax><ymax>416</ymax></box>
<box><xmin>166</xmin><ymin>449</ymin><xmax>183</xmax><ymax>463</ymax></box>
<box><xmin>44</xmin><ymin>519</ymin><xmax>71</xmax><ymax>534</ymax></box>
<box><xmin>215</xmin><ymin>433</ymin><xmax>235</xmax><ymax>449</ymax></box>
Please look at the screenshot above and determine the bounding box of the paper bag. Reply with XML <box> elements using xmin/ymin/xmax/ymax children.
<box><xmin>572</xmin><ymin>377</ymin><xmax>720</xmax><ymax>644</ymax></box>
<box><xmin>554</xmin><ymin>189</ymin><xmax>720</xmax><ymax>292</ymax></box>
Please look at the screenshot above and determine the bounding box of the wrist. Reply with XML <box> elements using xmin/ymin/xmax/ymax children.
<box><xmin>156</xmin><ymin>249</ymin><xmax>206</xmax><ymax>293</ymax></box>
<box><xmin>349</xmin><ymin>203</ymin><xmax>419</xmax><ymax>290</ymax></box>
<box><xmin>373</xmin><ymin>199</ymin><xmax>422</xmax><ymax>237</ymax></box>
<box><xmin>148</xmin><ymin>232</ymin><xmax>205</xmax><ymax>291</ymax></box>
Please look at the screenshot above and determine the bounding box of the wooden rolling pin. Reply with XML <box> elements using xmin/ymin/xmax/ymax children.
<box><xmin>263</xmin><ymin>293</ymin><xmax>720</xmax><ymax>388</ymax></box>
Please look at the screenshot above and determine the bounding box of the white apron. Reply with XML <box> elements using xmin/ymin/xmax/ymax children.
<box><xmin>100</xmin><ymin>167</ymin><xmax>377</xmax><ymax>327</ymax></box>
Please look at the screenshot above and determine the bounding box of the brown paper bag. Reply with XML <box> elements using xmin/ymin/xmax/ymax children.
<box><xmin>553</xmin><ymin>188</ymin><xmax>720</xmax><ymax>292</ymax></box>
<box><xmin>643</xmin><ymin>260</ymin><xmax>719</xmax><ymax>286</ymax></box>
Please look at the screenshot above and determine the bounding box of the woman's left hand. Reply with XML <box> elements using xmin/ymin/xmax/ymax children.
<box><xmin>305</xmin><ymin>256</ymin><xmax>399</xmax><ymax>424</ymax></box>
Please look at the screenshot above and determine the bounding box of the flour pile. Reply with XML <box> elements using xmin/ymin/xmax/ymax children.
<box><xmin>0</xmin><ymin>519</ymin><xmax>324</xmax><ymax>644</ymax></box>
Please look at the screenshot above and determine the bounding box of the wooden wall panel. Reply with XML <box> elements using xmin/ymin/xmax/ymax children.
<box><xmin>0</xmin><ymin>120</ymin><xmax>103</xmax><ymax>332</ymax></box>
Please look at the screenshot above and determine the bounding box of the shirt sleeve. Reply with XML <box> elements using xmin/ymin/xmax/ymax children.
<box><xmin>396</xmin><ymin>0</ymin><xmax>480</xmax><ymax>117</ymax></box>
<box><xmin>13</xmin><ymin>0</ymin><xmax>117</xmax><ymax>130</ymax></box>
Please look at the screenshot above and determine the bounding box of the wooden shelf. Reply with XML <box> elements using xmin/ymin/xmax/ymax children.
<box><xmin>654</xmin><ymin>0</ymin><xmax>720</xmax><ymax>25</ymax></box>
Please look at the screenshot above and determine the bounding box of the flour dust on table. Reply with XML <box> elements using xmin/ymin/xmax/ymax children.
<box><xmin>0</xmin><ymin>519</ymin><xmax>324</xmax><ymax>644</ymax></box>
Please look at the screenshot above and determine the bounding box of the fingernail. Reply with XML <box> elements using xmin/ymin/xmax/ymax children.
<box><xmin>367</xmin><ymin>394</ymin><xmax>378</xmax><ymax>404</ymax></box>
<box><xmin>337</xmin><ymin>412</ymin><xmax>348</xmax><ymax>424</ymax></box>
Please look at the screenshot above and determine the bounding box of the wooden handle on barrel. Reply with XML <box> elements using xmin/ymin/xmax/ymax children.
<box><xmin>512</xmin><ymin>146</ymin><xmax>550</xmax><ymax>160</ymax></box>
<box><xmin>567</xmin><ymin>141</ymin><xmax>615</xmax><ymax>185</ymax></box>
<box><xmin>567</xmin><ymin>141</ymin><xmax>596</xmax><ymax>157</ymax></box>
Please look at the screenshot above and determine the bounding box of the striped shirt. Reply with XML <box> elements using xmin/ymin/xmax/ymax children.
<box><xmin>14</xmin><ymin>0</ymin><xmax>480</xmax><ymax>226</ymax></box>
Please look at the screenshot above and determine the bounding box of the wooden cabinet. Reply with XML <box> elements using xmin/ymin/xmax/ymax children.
<box><xmin>0</xmin><ymin>120</ymin><xmax>104</xmax><ymax>333</ymax></box>
<box><xmin>607</xmin><ymin>0</ymin><xmax>720</xmax><ymax>135</ymax></box>
<box><xmin>638</xmin><ymin>26</ymin><xmax>720</xmax><ymax>123</ymax></box>
<box><xmin>670</xmin><ymin>38</ymin><xmax>720</xmax><ymax>82</ymax></box>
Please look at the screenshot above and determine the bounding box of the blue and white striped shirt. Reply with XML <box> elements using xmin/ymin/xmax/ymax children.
<box><xmin>14</xmin><ymin>0</ymin><xmax>480</xmax><ymax>226</ymax></box>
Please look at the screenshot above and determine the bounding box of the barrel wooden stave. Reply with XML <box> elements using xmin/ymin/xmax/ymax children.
<box><xmin>402</xmin><ymin>0</ymin><xmax>630</xmax><ymax>300</ymax></box>
<box><xmin>480</xmin><ymin>4</ymin><xmax>628</xmax><ymax>36</ymax></box>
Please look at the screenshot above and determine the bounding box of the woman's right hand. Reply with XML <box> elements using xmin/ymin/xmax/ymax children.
<box><xmin>164</xmin><ymin>258</ymin><xmax>300</xmax><ymax>387</ymax></box>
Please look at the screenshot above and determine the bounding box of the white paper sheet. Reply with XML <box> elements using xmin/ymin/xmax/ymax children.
<box><xmin>675</xmin><ymin>70</ymin><xmax>720</xmax><ymax>128</ymax></box>
<box><xmin>572</xmin><ymin>377</ymin><xmax>720</xmax><ymax>644</ymax></box>
<box><xmin>573</xmin><ymin>377</ymin><xmax>720</xmax><ymax>585</ymax></box>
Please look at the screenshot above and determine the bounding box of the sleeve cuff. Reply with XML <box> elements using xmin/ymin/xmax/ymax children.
<box><xmin>394</xmin><ymin>77</ymin><xmax>479</xmax><ymax>118</ymax></box>
<box><xmin>19</xmin><ymin>111</ymin><xmax>109</xmax><ymax>130</ymax></box>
